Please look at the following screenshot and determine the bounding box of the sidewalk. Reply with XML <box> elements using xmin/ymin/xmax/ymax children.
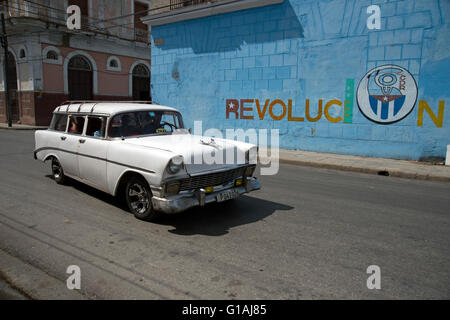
<box><xmin>0</xmin><ymin>248</ymin><xmax>86</xmax><ymax>300</ymax></box>
<box><xmin>0</xmin><ymin>123</ymin><xmax>47</xmax><ymax>130</ymax></box>
<box><xmin>261</xmin><ymin>148</ymin><xmax>450</xmax><ymax>182</ymax></box>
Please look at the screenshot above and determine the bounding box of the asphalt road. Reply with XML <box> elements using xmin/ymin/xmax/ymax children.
<box><xmin>0</xmin><ymin>130</ymin><xmax>449</xmax><ymax>299</ymax></box>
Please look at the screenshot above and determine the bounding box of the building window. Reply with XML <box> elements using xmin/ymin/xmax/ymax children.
<box><xmin>19</xmin><ymin>49</ymin><xmax>26</xmax><ymax>59</ymax></box>
<box><xmin>46</xmin><ymin>51</ymin><xmax>58</xmax><ymax>60</ymax></box>
<box><xmin>69</xmin><ymin>0</ymin><xmax>88</xmax><ymax>14</ymax></box>
<box><xmin>106</xmin><ymin>56</ymin><xmax>121</xmax><ymax>72</ymax></box>
<box><xmin>68</xmin><ymin>55</ymin><xmax>92</xmax><ymax>71</ymax></box>
<box><xmin>69</xmin><ymin>0</ymin><xmax>89</xmax><ymax>26</ymax></box>
<box><xmin>43</xmin><ymin>46</ymin><xmax>62</xmax><ymax>65</ymax></box>
<box><xmin>134</xmin><ymin>1</ymin><xmax>149</xmax><ymax>42</ymax></box>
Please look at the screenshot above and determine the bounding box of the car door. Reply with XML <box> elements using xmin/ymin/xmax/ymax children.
<box><xmin>78</xmin><ymin>116</ymin><xmax>108</xmax><ymax>191</ymax></box>
<box><xmin>43</xmin><ymin>113</ymin><xmax>68</xmax><ymax>159</ymax></box>
<box><xmin>59</xmin><ymin>114</ymin><xmax>86</xmax><ymax>177</ymax></box>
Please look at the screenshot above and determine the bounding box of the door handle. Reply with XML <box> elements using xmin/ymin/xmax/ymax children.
<box><xmin>60</xmin><ymin>136</ymin><xmax>66</xmax><ymax>141</ymax></box>
<box><xmin>79</xmin><ymin>139</ymin><xmax>86</xmax><ymax>144</ymax></box>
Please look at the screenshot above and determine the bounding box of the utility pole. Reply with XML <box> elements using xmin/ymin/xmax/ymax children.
<box><xmin>0</xmin><ymin>12</ymin><xmax>12</xmax><ymax>127</ymax></box>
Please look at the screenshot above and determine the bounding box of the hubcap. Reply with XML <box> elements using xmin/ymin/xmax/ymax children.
<box><xmin>52</xmin><ymin>159</ymin><xmax>62</xmax><ymax>179</ymax></box>
<box><xmin>128</xmin><ymin>183</ymin><xmax>150</xmax><ymax>215</ymax></box>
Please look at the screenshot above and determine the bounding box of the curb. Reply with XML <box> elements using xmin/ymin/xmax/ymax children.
<box><xmin>277</xmin><ymin>157</ymin><xmax>450</xmax><ymax>183</ymax></box>
<box><xmin>0</xmin><ymin>248</ymin><xmax>86</xmax><ymax>300</ymax></box>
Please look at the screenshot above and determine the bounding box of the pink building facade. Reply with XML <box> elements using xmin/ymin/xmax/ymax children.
<box><xmin>0</xmin><ymin>0</ymin><xmax>152</xmax><ymax>126</ymax></box>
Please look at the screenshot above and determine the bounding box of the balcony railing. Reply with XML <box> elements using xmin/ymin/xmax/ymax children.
<box><xmin>145</xmin><ymin>0</ymin><xmax>283</xmax><ymax>26</ymax></box>
<box><xmin>169</xmin><ymin>0</ymin><xmax>211</xmax><ymax>11</ymax></box>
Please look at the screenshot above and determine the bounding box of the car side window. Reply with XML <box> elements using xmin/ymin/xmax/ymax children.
<box><xmin>68</xmin><ymin>115</ymin><xmax>85</xmax><ymax>135</ymax></box>
<box><xmin>51</xmin><ymin>114</ymin><xmax>68</xmax><ymax>132</ymax></box>
<box><xmin>86</xmin><ymin>116</ymin><xmax>106</xmax><ymax>138</ymax></box>
<box><xmin>109</xmin><ymin>113</ymin><xmax>139</xmax><ymax>138</ymax></box>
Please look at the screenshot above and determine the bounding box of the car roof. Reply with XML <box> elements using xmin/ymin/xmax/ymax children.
<box><xmin>53</xmin><ymin>102</ymin><xmax>179</xmax><ymax>116</ymax></box>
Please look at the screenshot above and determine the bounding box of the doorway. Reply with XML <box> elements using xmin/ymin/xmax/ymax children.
<box><xmin>7</xmin><ymin>52</ymin><xmax>19</xmax><ymax>121</ymax></box>
<box><xmin>132</xmin><ymin>64</ymin><xmax>150</xmax><ymax>101</ymax></box>
<box><xmin>68</xmin><ymin>55</ymin><xmax>93</xmax><ymax>100</ymax></box>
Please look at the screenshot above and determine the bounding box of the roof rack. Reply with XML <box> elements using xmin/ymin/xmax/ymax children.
<box><xmin>60</xmin><ymin>100</ymin><xmax>156</xmax><ymax>105</ymax></box>
<box><xmin>56</xmin><ymin>100</ymin><xmax>159</xmax><ymax>113</ymax></box>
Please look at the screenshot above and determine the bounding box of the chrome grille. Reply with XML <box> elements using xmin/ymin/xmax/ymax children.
<box><xmin>179</xmin><ymin>167</ymin><xmax>246</xmax><ymax>191</ymax></box>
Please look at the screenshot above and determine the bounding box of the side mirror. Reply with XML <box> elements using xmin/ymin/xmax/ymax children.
<box><xmin>188</xmin><ymin>128</ymin><xmax>192</xmax><ymax>134</ymax></box>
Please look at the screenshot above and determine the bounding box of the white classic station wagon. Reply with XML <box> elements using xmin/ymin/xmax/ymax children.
<box><xmin>34</xmin><ymin>101</ymin><xmax>261</xmax><ymax>221</ymax></box>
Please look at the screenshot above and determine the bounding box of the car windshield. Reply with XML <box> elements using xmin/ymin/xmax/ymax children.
<box><xmin>109</xmin><ymin>110</ymin><xmax>184</xmax><ymax>138</ymax></box>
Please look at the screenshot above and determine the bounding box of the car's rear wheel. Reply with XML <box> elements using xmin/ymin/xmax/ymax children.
<box><xmin>125</xmin><ymin>176</ymin><xmax>159</xmax><ymax>221</ymax></box>
<box><xmin>51</xmin><ymin>157</ymin><xmax>66</xmax><ymax>184</ymax></box>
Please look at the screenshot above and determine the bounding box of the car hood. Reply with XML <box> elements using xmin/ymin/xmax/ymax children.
<box><xmin>122</xmin><ymin>134</ymin><xmax>251</xmax><ymax>174</ymax></box>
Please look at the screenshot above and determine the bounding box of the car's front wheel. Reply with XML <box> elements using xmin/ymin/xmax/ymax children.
<box><xmin>125</xmin><ymin>176</ymin><xmax>159</xmax><ymax>221</ymax></box>
<box><xmin>51</xmin><ymin>157</ymin><xmax>66</xmax><ymax>184</ymax></box>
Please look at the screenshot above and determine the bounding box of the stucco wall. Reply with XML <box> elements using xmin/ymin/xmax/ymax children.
<box><xmin>150</xmin><ymin>0</ymin><xmax>450</xmax><ymax>160</ymax></box>
<box><xmin>42</xmin><ymin>45</ymin><xmax>150</xmax><ymax>97</ymax></box>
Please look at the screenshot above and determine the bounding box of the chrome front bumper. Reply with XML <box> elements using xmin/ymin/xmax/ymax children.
<box><xmin>151</xmin><ymin>177</ymin><xmax>261</xmax><ymax>214</ymax></box>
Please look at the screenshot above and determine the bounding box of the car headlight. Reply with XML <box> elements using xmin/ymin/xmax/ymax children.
<box><xmin>167</xmin><ymin>155</ymin><xmax>184</xmax><ymax>174</ymax></box>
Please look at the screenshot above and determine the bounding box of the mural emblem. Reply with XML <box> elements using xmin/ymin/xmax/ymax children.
<box><xmin>357</xmin><ymin>64</ymin><xmax>418</xmax><ymax>124</ymax></box>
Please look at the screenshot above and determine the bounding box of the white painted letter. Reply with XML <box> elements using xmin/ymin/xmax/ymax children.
<box><xmin>366</xmin><ymin>5</ymin><xmax>381</xmax><ymax>30</ymax></box>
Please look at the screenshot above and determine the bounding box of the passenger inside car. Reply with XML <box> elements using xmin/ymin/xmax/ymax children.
<box><xmin>69</xmin><ymin>117</ymin><xmax>78</xmax><ymax>133</ymax></box>
<box><xmin>68</xmin><ymin>115</ymin><xmax>84</xmax><ymax>134</ymax></box>
<box><xmin>86</xmin><ymin>117</ymin><xmax>104</xmax><ymax>138</ymax></box>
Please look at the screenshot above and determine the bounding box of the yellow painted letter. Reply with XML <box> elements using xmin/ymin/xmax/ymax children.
<box><xmin>305</xmin><ymin>99</ymin><xmax>323</xmax><ymax>122</ymax></box>
<box><xmin>324</xmin><ymin>100</ymin><xmax>343</xmax><ymax>123</ymax></box>
<box><xmin>417</xmin><ymin>100</ymin><xmax>445</xmax><ymax>128</ymax></box>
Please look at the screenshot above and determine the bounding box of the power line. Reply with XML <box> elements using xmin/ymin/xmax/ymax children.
<box><xmin>5</xmin><ymin>2</ymin><xmax>128</xmax><ymax>38</ymax></box>
<box><xmin>3</xmin><ymin>5</ymin><xmax>150</xmax><ymax>45</ymax></box>
<box><xmin>69</xmin><ymin>0</ymin><xmax>192</xmax><ymax>31</ymax></box>
<box><xmin>18</xmin><ymin>54</ymin><xmax>150</xmax><ymax>78</ymax></box>
<box><xmin>4</xmin><ymin>0</ymin><xmax>173</xmax><ymax>40</ymax></box>
<box><xmin>23</xmin><ymin>0</ymin><xmax>140</xmax><ymax>34</ymax></box>
<box><xmin>1</xmin><ymin>0</ymin><xmax>214</xmax><ymax>45</ymax></box>
<box><xmin>90</xmin><ymin>0</ymin><xmax>232</xmax><ymax>33</ymax></box>
<box><xmin>5</xmin><ymin>4</ymin><xmax>68</xmax><ymax>25</ymax></box>
<box><xmin>90</xmin><ymin>0</ymin><xmax>205</xmax><ymax>26</ymax></box>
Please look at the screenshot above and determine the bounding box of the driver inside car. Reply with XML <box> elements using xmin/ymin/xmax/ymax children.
<box><xmin>140</xmin><ymin>112</ymin><xmax>157</xmax><ymax>135</ymax></box>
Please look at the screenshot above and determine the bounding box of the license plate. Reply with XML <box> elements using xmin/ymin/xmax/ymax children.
<box><xmin>216</xmin><ymin>189</ymin><xmax>239</xmax><ymax>202</ymax></box>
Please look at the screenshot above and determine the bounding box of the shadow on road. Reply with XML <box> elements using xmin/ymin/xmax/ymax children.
<box><xmin>45</xmin><ymin>175</ymin><xmax>129</xmax><ymax>211</ymax></box>
<box><xmin>158</xmin><ymin>196</ymin><xmax>293</xmax><ymax>236</ymax></box>
<box><xmin>47</xmin><ymin>175</ymin><xmax>293</xmax><ymax>236</ymax></box>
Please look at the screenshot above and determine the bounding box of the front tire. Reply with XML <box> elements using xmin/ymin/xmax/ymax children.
<box><xmin>51</xmin><ymin>157</ymin><xmax>66</xmax><ymax>184</ymax></box>
<box><xmin>125</xmin><ymin>176</ymin><xmax>159</xmax><ymax>221</ymax></box>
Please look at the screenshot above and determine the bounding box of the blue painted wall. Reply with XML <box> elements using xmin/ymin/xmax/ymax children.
<box><xmin>151</xmin><ymin>0</ymin><xmax>450</xmax><ymax>160</ymax></box>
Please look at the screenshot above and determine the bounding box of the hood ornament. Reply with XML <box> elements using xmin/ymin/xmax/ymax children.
<box><xmin>200</xmin><ymin>137</ymin><xmax>221</xmax><ymax>149</ymax></box>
